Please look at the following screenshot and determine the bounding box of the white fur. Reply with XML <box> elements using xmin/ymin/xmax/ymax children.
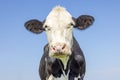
<box><xmin>48</xmin><ymin>75</ymin><xmax>54</xmax><ymax>80</ymax></box>
<box><xmin>48</xmin><ymin>70</ymin><xmax>70</xmax><ymax>80</ymax></box>
<box><xmin>59</xmin><ymin>55</ymin><xmax>69</xmax><ymax>70</ymax></box>
<box><xmin>44</xmin><ymin>6</ymin><xmax>76</xmax><ymax>78</ymax></box>
<box><xmin>43</xmin><ymin>6</ymin><xmax>75</xmax><ymax>58</ymax></box>
<box><xmin>48</xmin><ymin>74</ymin><xmax>67</xmax><ymax>80</ymax></box>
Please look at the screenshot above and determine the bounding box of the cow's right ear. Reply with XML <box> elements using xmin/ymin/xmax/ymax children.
<box><xmin>24</xmin><ymin>19</ymin><xmax>44</xmax><ymax>34</ymax></box>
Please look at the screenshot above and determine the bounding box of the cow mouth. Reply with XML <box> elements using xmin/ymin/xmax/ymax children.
<box><xmin>51</xmin><ymin>52</ymin><xmax>70</xmax><ymax>58</ymax></box>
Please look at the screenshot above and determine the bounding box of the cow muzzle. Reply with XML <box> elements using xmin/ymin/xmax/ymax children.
<box><xmin>49</xmin><ymin>43</ymin><xmax>71</xmax><ymax>58</ymax></box>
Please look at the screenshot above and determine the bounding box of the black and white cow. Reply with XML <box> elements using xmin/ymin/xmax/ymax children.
<box><xmin>24</xmin><ymin>6</ymin><xmax>94</xmax><ymax>80</ymax></box>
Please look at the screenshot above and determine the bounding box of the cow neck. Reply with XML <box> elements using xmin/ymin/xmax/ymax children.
<box><xmin>59</xmin><ymin>44</ymin><xmax>74</xmax><ymax>71</ymax></box>
<box><xmin>58</xmin><ymin>55</ymin><xmax>70</xmax><ymax>70</ymax></box>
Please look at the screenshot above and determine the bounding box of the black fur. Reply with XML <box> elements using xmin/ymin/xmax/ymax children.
<box><xmin>75</xmin><ymin>15</ymin><xmax>94</xmax><ymax>30</ymax></box>
<box><xmin>39</xmin><ymin>37</ymin><xmax>86</xmax><ymax>80</ymax></box>
<box><xmin>24</xmin><ymin>19</ymin><xmax>44</xmax><ymax>34</ymax></box>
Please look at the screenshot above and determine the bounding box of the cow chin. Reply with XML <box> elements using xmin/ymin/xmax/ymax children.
<box><xmin>49</xmin><ymin>50</ymin><xmax>71</xmax><ymax>59</ymax></box>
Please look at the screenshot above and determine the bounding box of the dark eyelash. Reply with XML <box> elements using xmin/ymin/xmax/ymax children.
<box><xmin>44</xmin><ymin>25</ymin><xmax>48</xmax><ymax>28</ymax></box>
<box><xmin>70</xmin><ymin>23</ymin><xmax>74</xmax><ymax>26</ymax></box>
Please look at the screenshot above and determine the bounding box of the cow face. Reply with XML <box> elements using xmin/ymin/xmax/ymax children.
<box><xmin>24</xmin><ymin>6</ymin><xmax>94</xmax><ymax>58</ymax></box>
<box><xmin>43</xmin><ymin>7</ymin><xmax>75</xmax><ymax>58</ymax></box>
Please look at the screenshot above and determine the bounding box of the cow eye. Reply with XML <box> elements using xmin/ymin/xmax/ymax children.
<box><xmin>70</xmin><ymin>22</ymin><xmax>74</xmax><ymax>26</ymax></box>
<box><xmin>44</xmin><ymin>25</ymin><xmax>48</xmax><ymax>28</ymax></box>
<box><xmin>66</xmin><ymin>23</ymin><xmax>74</xmax><ymax>29</ymax></box>
<box><xmin>44</xmin><ymin>25</ymin><xmax>51</xmax><ymax>31</ymax></box>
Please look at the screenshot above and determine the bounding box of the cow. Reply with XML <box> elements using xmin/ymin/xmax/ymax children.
<box><xmin>24</xmin><ymin>6</ymin><xmax>94</xmax><ymax>80</ymax></box>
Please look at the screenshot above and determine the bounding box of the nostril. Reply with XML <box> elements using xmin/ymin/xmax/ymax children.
<box><xmin>62</xmin><ymin>44</ymin><xmax>66</xmax><ymax>50</ymax></box>
<box><xmin>51</xmin><ymin>45</ymin><xmax>55</xmax><ymax>51</ymax></box>
<box><xmin>53</xmin><ymin>47</ymin><xmax>55</xmax><ymax>51</ymax></box>
<box><xmin>51</xmin><ymin>44</ymin><xmax>66</xmax><ymax>52</ymax></box>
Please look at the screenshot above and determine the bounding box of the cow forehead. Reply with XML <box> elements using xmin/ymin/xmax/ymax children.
<box><xmin>44</xmin><ymin>6</ymin><xmax>75</xmax><ymax>28</ymax></box>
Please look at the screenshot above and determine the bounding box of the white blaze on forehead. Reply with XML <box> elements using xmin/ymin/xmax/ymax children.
<box><xmin>44</xmin><ymin>6</ymin><xmax>75</xmax><ymax>41</ymax></box>
<box><xmin>45</xmin><ymin>6</ymin><xmax>74</xmax><ymax>26</ymax></box>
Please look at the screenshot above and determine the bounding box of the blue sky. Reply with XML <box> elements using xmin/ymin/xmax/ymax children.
<box><xmin>0</xmin><ymin>0</ymin><xmax>120</xmax><ymax>80</ymax></box>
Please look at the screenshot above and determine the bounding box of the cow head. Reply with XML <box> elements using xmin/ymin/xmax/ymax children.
<box><xmin>24</xmin><ymin>6</ymin><xmax>94</xmax><ymax>58</ymax></box>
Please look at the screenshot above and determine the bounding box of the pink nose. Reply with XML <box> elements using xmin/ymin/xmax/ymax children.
<box><xmin>51</xmin><ymin>43</ymin><xmax>66</xmax><ymax>53</ymax></box>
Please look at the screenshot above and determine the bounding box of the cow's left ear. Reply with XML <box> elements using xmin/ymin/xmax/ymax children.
<box><xmin>24</xmin><ymin>19</ymin><xmax>44</xmax><ymax>34</ymax></box>
<box><xmin>74</xmin><ymin>15</ymin><xmax>94</xmax><ymax>30</ymax></box>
